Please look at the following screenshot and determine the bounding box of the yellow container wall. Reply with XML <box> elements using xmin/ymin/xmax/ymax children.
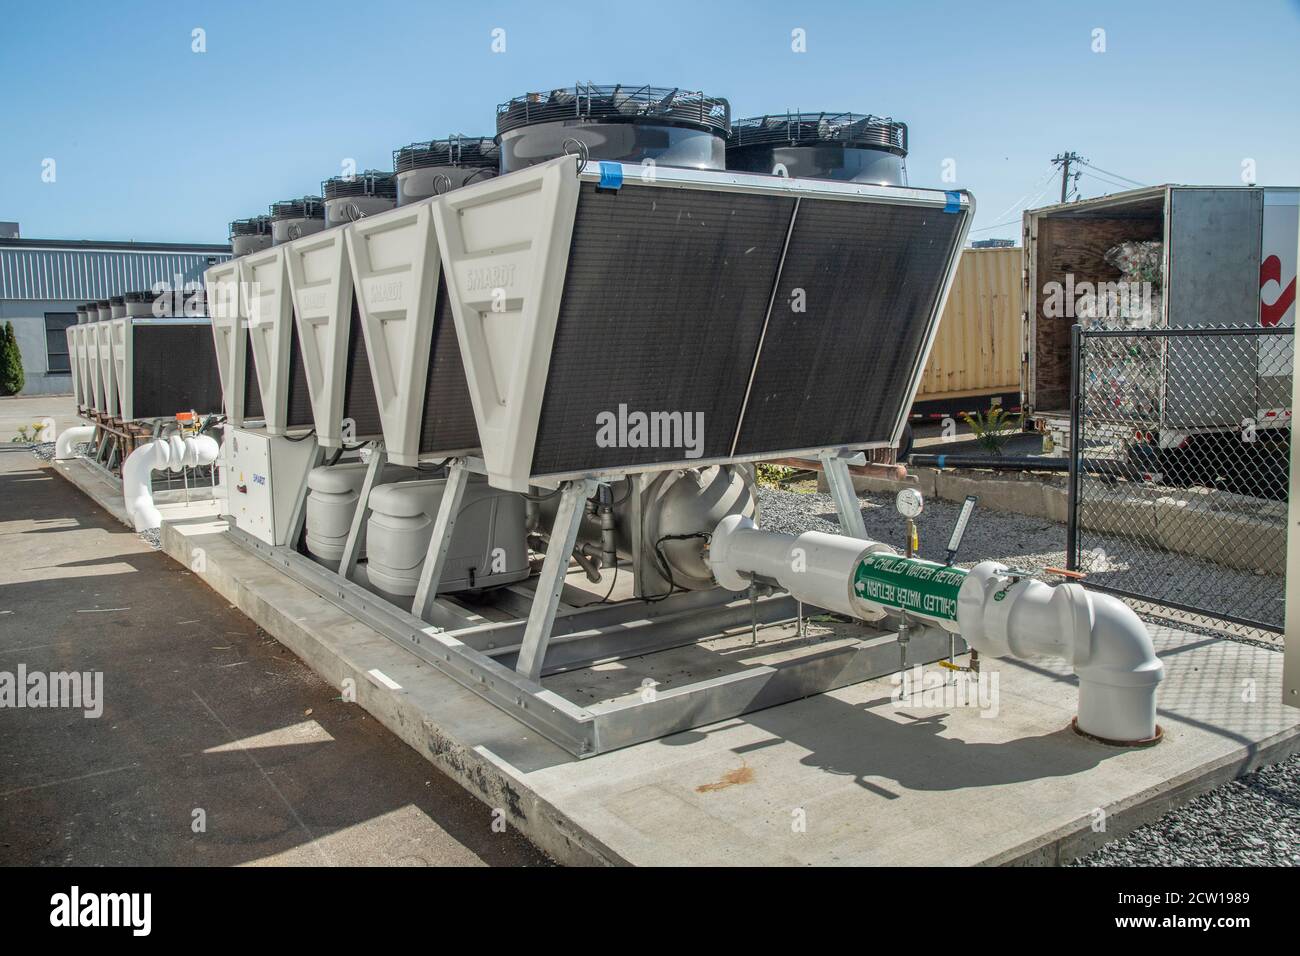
<box><xmin>917</xmin><ymin>246</ymin><xmax>1021</xmax><ymax>400</ymax></box>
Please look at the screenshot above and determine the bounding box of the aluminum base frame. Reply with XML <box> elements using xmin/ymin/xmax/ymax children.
<box><xmin>226</xmin><ymin>524</ymin><xmax>960</xmax><ymax>756</ymax></box>
<box><xmin>220</xmin><ymin>448</ymin><xmax>954</xmax><ymax>757</ymax></box>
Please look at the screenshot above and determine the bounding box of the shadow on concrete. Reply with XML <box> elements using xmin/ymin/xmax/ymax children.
<box><xmin>0</xmin><ymin>454</ymin><xmax>549</xmax><ymax>866</ymax></box>
<box><xmin>656</xmin><ymin>673</ymin><xmax>1125</xmax><ymax>797</ymax></box>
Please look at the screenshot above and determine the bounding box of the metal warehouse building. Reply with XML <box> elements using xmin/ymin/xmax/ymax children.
<box><xmin>0</xmin><ymin>233</ymin><xmax>231</xmax><ymax>396</ymax></box>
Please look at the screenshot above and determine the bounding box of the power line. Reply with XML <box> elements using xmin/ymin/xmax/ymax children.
<box><xmin>970</xmin><ymin>170</ymin><xmax>1060</xmax><ymax>233</ymax></box>
<box><xmin>1078</xmin><ymin>169</ymin><xmax>1141</xmax><ymax>195</ymax></box>
<box><xmin>1078</xmin><ymin>160</ymin><xmax>1145</xmax><ymax>188</ymax></box>
<box><xmin>981</xmin><ymin>167</ymin><xmax>1058</xmax><ymax>226</ymax></box>
<box><xmin>969</xmin><ymin>216</ymin><xmax>1023</xmax><ymax>234</ymax></box>
<box><xmin>1079</xmin><ymin>169</ymin><xmax>1130</xmax><ymax>191</ymax></box>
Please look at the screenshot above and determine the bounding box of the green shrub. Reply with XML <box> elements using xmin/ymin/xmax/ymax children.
<box><xmin>755</xmin><ymin>463</ymin><xmax>797</xmax><ymax>487</ymax></box>
<box><xmin>961</xmin><ymin>405</ymin><xmax>1021</xmax><ymax>455</ymax></box>
<box><xmin>0</xmin><ymin>321</ymin><xmax>24</xmax><ymax>395</ymax></box>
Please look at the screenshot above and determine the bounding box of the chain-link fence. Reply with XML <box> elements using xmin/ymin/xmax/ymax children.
<box><xmin>1066</xmin><ymin>324</ymin><xmax>1291</xmax><ymax>638</ymax></box>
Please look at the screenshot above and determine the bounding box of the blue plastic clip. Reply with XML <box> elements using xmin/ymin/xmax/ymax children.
<box><xmin>598</xmin><ymin>162</ymin><xmax>624</xmax><ymax>190</ymax></box>
<box><xmin>943</xmin><ymin>191</ymin><xmax>961</xmax><ymax>213</ymax></box>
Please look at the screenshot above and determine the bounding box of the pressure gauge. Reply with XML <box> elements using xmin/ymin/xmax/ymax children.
<box><xmin>895</xmin><ymin>488</ymin><xmax>924</xmax><ymax>519</ymax></box>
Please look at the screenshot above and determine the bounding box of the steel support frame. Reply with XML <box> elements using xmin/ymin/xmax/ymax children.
<box><xmin>517</xmin><ymin>478</ymin><xmax>597</xmax><ymax>681</ymax></box>
<box><xmin>410</xmin><ymin>458</ymin><xmax>470</xmax><ymax>621</ymax></box>
<box><xmin>338</xmin><ymin>443</ymin><xmax>386</xmax><ymax>581</ymax></box>
<box><xmin>240</xmin><ymin>452</ymin><xmax>958</xmax><ymax>756</ymax></box>
<box><xmin>819</xmin><ymin>450</ymin><xmax>870</xmax><ymax>540</ymax></box>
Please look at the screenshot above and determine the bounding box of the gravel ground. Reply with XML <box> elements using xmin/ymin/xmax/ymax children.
<box><xmin>1073</xmin><ymin>751</ymin><xmax>1300</xmax><ymax>866</ymax></box>
<box><xmin>756</xmin><ymin>483</ymin><xmax>1296</xmax><ymax>867</ymax></box>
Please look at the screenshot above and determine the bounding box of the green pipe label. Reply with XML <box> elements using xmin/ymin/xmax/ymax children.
<box><xmin>852</xmin><ymin>553</ymin><xmax>968</xmax><ymax>622</ymax></box>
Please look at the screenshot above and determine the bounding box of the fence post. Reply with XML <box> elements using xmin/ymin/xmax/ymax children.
<box><xmin>1066</xmin><ymin>323</ymin><xmax>1083</xmax><ymax>572</ymax></box>
<box><xmin>1285</xmin><ymin>322</ymin><xmax>1300</xmax><ymax>708</ymax></box>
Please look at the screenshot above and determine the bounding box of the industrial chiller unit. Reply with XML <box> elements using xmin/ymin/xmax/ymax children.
<box><xmin>63</xmin><ymin>288</ymin><xmax>224</xmax><ymax>471</ymax></box>
<box><xmin>203</xmin><ymin>85</ymin><xmax>1166</xmax><ymax>757</ymax></box>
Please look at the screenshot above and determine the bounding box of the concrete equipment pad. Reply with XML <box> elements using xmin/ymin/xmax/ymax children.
<box><xmin>49</xmin><ymin>457</ymin><xmax>1300</xmax><ymax>866</ymax></box>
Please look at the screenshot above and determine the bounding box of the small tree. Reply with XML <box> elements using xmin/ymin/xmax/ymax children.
<box><xmin>0</xmin><ymin>321</ymin><xmax>25</xmax><ymax>396</ymax></box>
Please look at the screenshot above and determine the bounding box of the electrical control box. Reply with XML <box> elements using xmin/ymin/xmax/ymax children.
<box><xmin>224</xmin><ymin>427</ymin><xmax>319</xmax><ymax>546</ymax></box>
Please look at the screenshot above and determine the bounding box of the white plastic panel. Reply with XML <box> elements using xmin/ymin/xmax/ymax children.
<box><xmin>86</xmin><ymin>322</ymin><xmax>105</xmax><ymax>412</ymax></box>
<box><xmin>97</xmin><ymin>321</ymin><xmax>118</xmax><ymax>419</ymax></box>
<box><xmin>75</xmin><ymin>326</ymin><xmax>92</xmax><ymax>411</ymax></box>
<box><xmin>84</xmin><ymin>324</ymin><xmax>100</xmax><ymax>412</ymax></box>
<box><xmin>283</xmin><ymin>227</ymin><xmax>353</xmax><ymax>448</ymax></box>
<box><xmin>66</xmin><ymin>327</ymin><xmax>81</xmax><ymax>406</ymax></box>
<box><xmin>239</xmin><ymin>246</ymin><xmax>295</xmax><ymax>435</ymax></box>
<box><xmin>429</xmin><ymin>157</ymin><xmax>580</xmax><ymax>490</ymax></box>
<box><xmin>204</xmin><ymin>259</ymin><xmax>250</xmax><ymax>425</ymax></box>
<box><xmin>111</xmin><ymin>318</ymin><xmax>131</xmax><ymax>420</ymax></box>
<box><xmin>344</xmin><ymin>200</ymin><xmax>442</xmax><ymax>466</ymax></box>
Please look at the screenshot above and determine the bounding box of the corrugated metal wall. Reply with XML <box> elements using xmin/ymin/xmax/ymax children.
<box><xmin>917</xmin><ymin>246</ymin><xmax>1021</xmax><ymax>400</ymax></box>
<box><xmin>0</xmin><ymin>246</ymin><xmax>230</xmax><ymax>301</ymax></box>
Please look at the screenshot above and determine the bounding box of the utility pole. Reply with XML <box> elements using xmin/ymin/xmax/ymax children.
<box><xmin>1051</xmin><ymin>151</ymin><xmax>1083</xmax><ymax>203</ymax></box>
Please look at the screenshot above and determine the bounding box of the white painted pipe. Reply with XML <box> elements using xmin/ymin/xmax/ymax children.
<box><xmin>168</xmin><ymin>434</ymin><xmax>187</xmax><ymax>472</ymax></box>
<box><xmin>122</xmin><ymin>433</ymin><xmax>221</xmax><ymax>532</ymax></box>
<box><xmin>54</xmin><ymin>425</ymin><xmax>95</xmax><ymax>461</ymax></box>
<box><xmin>123</xmin><ymin>439</ymin><xmax>171</xmax><ymax>532</ymax></box>
<box><xmin>710</xmin><ymin>515</ymin><xmax>1164</xmax><ymax>744</ymax></box>
<box><xmin>958</xmin><ymin>561</ymin><xmax>1165</xmax><ymax>744</ymax></box>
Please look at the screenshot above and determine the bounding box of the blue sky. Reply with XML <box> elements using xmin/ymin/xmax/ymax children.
<box><xmin>2</xmin><ymin>0</ymin><xmax>1297</xmax><ymax>244</ymax></box>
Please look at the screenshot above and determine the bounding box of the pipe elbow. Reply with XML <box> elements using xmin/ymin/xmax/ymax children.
<box><xmin>959</xmin><ymin>571</ymin><xmax>1163</xmax><ymax>743</ymax></box>
<box><xmin>122</xmin><ymin>439</ymin><xmax>169</xmax><ymax>533</ymax></box>
<box><xmin>1062</xmin><ymin>584</ymin><xmax>1164</xmax><ymax>743</ymax></box>
<box><xmin>1071</xmin><ymin>588</ymin><xmax>1164</xmax><ymax>690</ymax></box>
<box><xmin>54</xmin><ymin>425</ymin><xmax>95</xmax><ymax>461</ymax></box>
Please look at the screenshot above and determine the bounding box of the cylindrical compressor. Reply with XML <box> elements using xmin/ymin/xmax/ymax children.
<box><xmin>303</xmin><ymin>462</ymin><xmax>372</xmax><ymax>569</ymax></box>
<box><xmin>364</xmin><ymin>475</ymin><xmax>530</xmax><ymax>602</ymax></box>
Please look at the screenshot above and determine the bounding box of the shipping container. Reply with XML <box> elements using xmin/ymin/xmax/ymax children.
<box><xmin>911</xmin><ymin>245</ymin><xmax>1021</xmax><ymax>421</ymax></box>
<box><xmin>1021</xmin><ymin>185</ymin><xmax>1299</xmax><ymax>453</ymax></box>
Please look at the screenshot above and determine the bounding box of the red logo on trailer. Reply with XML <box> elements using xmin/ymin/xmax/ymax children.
<box><xmin>1260</xmin><ymin>254</ymin><xmax>1296</xmax><ymax>327</ymax></box>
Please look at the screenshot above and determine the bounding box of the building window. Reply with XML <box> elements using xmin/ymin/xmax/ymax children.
<box><xmin>44</xmin><ymin>312</ymin><xmax>76</xmax><ymax>373</ymax></box>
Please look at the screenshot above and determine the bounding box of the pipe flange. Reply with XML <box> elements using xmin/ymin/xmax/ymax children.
<box><xmin>1070</xmin><ymin>716</ymin><xmax>1164</xmax><ymax>748</ymax></box>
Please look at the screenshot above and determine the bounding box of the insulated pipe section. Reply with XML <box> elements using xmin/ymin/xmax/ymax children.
<box><xmin>710</xmin><ymin>515</ymin><xmax>1164</xmax><ymax>744</ymax></box>
<box><xmin>122</xmin><ymin>434</ymin><xmax>221</xmax><ymax>533</ymax></box>
<box><xmin>710</xmin><ymin>516</ymin><xmax>894</xmax><ymax>620</ymax></box>
<box><xmin>54</xmin><ymin>425</ymin><xmax>95</xmax><ymax>461</ymax></box>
